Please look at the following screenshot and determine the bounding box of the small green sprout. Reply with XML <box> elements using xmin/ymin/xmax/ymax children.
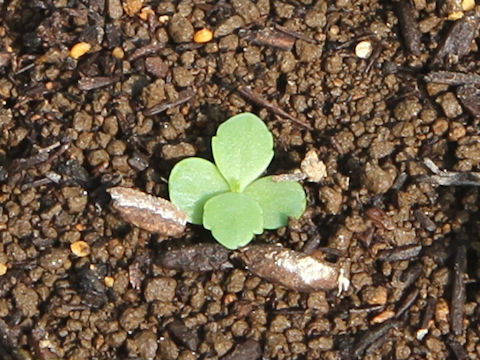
<box><xmin>168</xmin><ymin>112</ymin><xmax>306</xmax><ymax>250</ymax></box>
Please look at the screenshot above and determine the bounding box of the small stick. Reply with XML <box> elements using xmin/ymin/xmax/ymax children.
<box><xmin>353</xmin><ymin>320</ymin><xmax>400</xmax><ymax>357</ymax></box>
<box><xmin>394</xmin><ymin>1</ymin><xmax>421</xmax><ymax>55</ymax></box>
<box><xmin>417</xmin><ymin>158</ymin><xmax>480</xmax><ymax>186</ymax></box>
<box><xmin>127</xmin><ymin>43</ymin><xmax>165</xmax><ymax>61</ymax></box>
<box><xmin>395</xmin><ymin>288</ymin><xmax>419</xmax><ymax>318</ymax></box>
<box><xmin>377</xmin><ymin>245</ymin><xmax>422</xmax><ymax>262</ymax></box>
<box><xmin>143</xmin><ymin>89</ymin><xmax>194</xmax><ymax>116</ymax></box>
<box><xmin>248</xmin><ymin>28</ymin><xmax>295</xmax><ymax>51</ymax></box>
<box><xmin>274</xmin><ymin>24</ymin><xmax>316</xmax><ymax>44</ymax></box>
<box><xmin>8</xmin><ymin>142</ymin><xmax>65</xmax><ymax>174</ymax></box>
<box><xmin>416</xmin><ymin>296</ymin><xmax>436</xmax><ymax>340</ymax></box>
<box><xmin>78</xmin><ymin>76</ymin><xmax>119</xmax><ymax>91</ymax></box>
<box><xmin>447</xmin><ymin>338</ymin><xmax>468</xmax><ymax>360</ymax></box>
<box><xmin>237</xmin><ymin>87</ymin><xmax>313</xmax><ymax>130</ymax></box>
<box><xmin>424</xmin><ymin>71</ymin><xmax>480</xmax><ymax>85</ymax></box>
<box><xmin>451</xmin><ymin>243</ymin><xmax>467</xmax><ymax>336</ymax></box>
<box><xmin>400</xmin><ymin>261</ymin><xmax>423</xmax><ymax>289</ymax></box>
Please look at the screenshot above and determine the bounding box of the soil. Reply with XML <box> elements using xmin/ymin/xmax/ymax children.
<box><xmin>1</xmin><ymin>0</ymin><xmax>480</xmax><ymax>359</ymax></box>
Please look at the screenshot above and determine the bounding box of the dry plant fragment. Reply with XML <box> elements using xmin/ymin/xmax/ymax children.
<box><xmin>107</xmin><ymin>186</ymin><xmax>187</xmax><ymax>236</ymax></box>
<box><xmin>239</xmin><ymin>245</ymin><xmax>339</xmax><ymax>292</ymax></box>
<box><xmin>70</xmin><ymin>42</ymin><xmax>91</xmax><ymax>59</ymax></box>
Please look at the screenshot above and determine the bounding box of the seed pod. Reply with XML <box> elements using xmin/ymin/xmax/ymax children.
<box><xmin>239</xmin><ymin>245</ymin><xmax>339</xmax><ymax>292</ymax></box>
<box><xmin>107</xmin><ymin>187</ymin><xmax>187</xmax><ymax>236</ymax></box>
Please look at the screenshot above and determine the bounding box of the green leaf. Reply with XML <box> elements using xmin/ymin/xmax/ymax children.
<box><xmin>203</xmin><ymin>192</ymin><xmax>264</xmax><ymax>250</ymax></box>
<box><xmin>212</xmin><ymin>113</ymin><xmax>273</xmax><ymax>192</ymax></box>
<box><xmin>169</xmin><ymin>158</ymin><xmax>230</xmax><ymax>224</ymax></box>
<box><xmin>244</xmin><ymin>176</ymin><xmax>306</xmax><ymax>229</ymax></box>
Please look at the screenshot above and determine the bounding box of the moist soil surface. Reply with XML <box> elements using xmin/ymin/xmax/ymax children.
<box><xmin>1</xmin><ymin>0</ymin><xmax>480</xmax><ymax>359</ymax></box>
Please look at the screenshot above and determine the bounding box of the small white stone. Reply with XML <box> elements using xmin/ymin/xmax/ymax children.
<box><xmin>355</xmin><ymin>40</ymin><xmax>373</xmax><ymax>59</ymax></box>
<box><xmin>158</xmin><ymin>15</ymin><xmax>169</xmax><ymax>23</ymax></box>
<box><xmin>416</xmin><ymin>328</ymin><xmax>429</xmax><ymax>340</ymax></box>
<box><xmin>337</xmin><ymin>268</ymin><xmax>350</xmax><ymax>296</ymax></box>
<box><xmin>301</xmin><ymin>150</ymin><xmax>327</xmax><ymax>182</ymax></box>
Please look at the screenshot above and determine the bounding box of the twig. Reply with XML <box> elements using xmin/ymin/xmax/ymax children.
<box><xmin>416</xmin><ymin>158</ymin><xmax>480</xmax><ymax>186</ymax></box>
<box><xmin>237</xmin><ymin>87</ymin><xmax>313</xmax><ymax>130</ymax></box>
<box><xmin>451</xmin><ymin>243</ymin><xmax>467</xmax><ymax>336</ymax></box>
<box><xmin>143</xmin><ymin>89</ymin><xmax>194</xmax><ymax>116</ymax></box>
<box><xmin>424</xmin><ymin>71</ymin><xmax>480</xmax><ymax>85</ymax></box>
<box><xmin>377</xmin><ymin>245</ymin><xmax>422</xmax><ymax>262</ymax></box>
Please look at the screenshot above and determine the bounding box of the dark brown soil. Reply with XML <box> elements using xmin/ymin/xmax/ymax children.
<box><xmin>1</xmin><ymin>0</ymin><xmax>480</xmax><ymax>359</ymax></box>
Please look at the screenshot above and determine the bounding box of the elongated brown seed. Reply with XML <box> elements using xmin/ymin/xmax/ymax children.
<box><xmin>107</xmin><ymin>187</ymin><xmax>187</xmax><ymax>236</ymax></box>
<box><xmin>239</xmin><ymin>245</ymin><xmax>339</xmax><ymax>292</ymax></box>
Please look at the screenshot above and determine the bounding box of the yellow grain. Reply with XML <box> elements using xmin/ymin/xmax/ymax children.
<box><xmin>70</xmin><ymin>42</ymin><xmax>91</xmax><ymax>59</ymax></box>
<box><xmin>194</xmin><ymin>28</ymin><xmax>214</xmax><ymax>44</ymax></box>
<box><xmin>70</xmin><ymin>240</ymin><xmax>91</xmax><ymax>257</ymax></box>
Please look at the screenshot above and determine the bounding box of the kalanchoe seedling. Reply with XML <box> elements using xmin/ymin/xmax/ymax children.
<box><xmin>168</xmin><ymin>112</ymin><xmax>306</xmax><ymax>250</ymax></box>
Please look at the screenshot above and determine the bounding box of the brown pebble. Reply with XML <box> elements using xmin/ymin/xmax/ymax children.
<box><xmin>107</xmin><ymin>0</ymin><xmax>123</xmax><ymax>19</ymax></box>
<box><xmin>296</xmin><ymin>40</ymin><xmax>322</xmax><ymax>62</ymax></box>
<box><xmin>435</xmin><ymin>298</ymin><xmax>450</xmax><ymax>323</ymax></box>
<box><xmin>432</xmin><ymin>118</ymin><xmax>449</xmax><ymax>136</ymax></box>
<box><xmin>123</xmin><ymin>0</ymin><xmax>144</xmax><ymax>16</ymax></box>
<box><xmin>13</xmin><ymin>283</ymin><xmax>39</xmax><ymax>317</ymax></box>
<box><xmin>133</xmin><ymin>330</ymin><xmax>158</xmax><ymax>359</ymax></box>
<box><xmin>362</xmin><ymin>162</ymin><xmax>397</xmax><ymax>194</ymax></box>
<box><xmin>323</xmin><ymin>54</ymin><xmax>343</xmax><ymax>74</ymax></box>
<box><xmin>226</xmin><ymin>269</ymin><xmax>246</xmax><ymax>293</ymax></box>
<box><xmin>394</xmin><ymin>98</ymin><xmax>422</xmax><ymax>121</ymax></box>
<box><xmin>161</xmin><ymin>143</ymin><xmax>196</xmax><ymax>160</ymax></box>
<box><xmin>172</xmin><ymin>67</ymin><xmax>194</xmax><ymax>87</ymax></box>
<box><xmin>169</xmin><ymin>14</ymin><xmax>194</xmax><ymax>43</ymax></box>
<box><xmin>437</xmin><ymin>92</ymin><xmax>463</xmax><ymax>118</ymax></box>
<box><xmin>361</xmin><ymin>286</ymin><xmax>388</xmax><ymax>306</ymax></box>
<box><xmin>307</xmin><ymin>291</ymin><xmax>330</xmax><ymax>313</ymax></box>
<box><xmin>145</xmin><ymin>277</ymin><xmax>176</xmax><ymax>302</ymax></box>
<box><xmin>319</xmin><ymin>186</ymin><xmax>343</xmax><ymax>215</ymax></box>
<box><xmin>167</xmin><ymin>320</ymin><xmax>199</xmax><ymax>351</ymax></box>
<box><xmin>145</xmin><ymin>57</ymin><xmax>168</xmax><ymax>78</ymax></box>
<box><xmin>448</xmin><ymin>122</ymin><xmax>466</xmax><ymax>141</ymax></box>
<box><xmin>215</xmin><ymin>15</ymin><xmax>245</xmax><ymax>37</ymax></box>
<box><xmin>120</xmin><ymin>306</ymin><xmax>147</xmax><ymax>332</ymax></box>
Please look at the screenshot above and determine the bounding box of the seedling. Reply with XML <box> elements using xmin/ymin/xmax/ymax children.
<box><xmin>168</xmin><ymin>113</ymin><xmax>306</xmax><ymax>250</ymax></box>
